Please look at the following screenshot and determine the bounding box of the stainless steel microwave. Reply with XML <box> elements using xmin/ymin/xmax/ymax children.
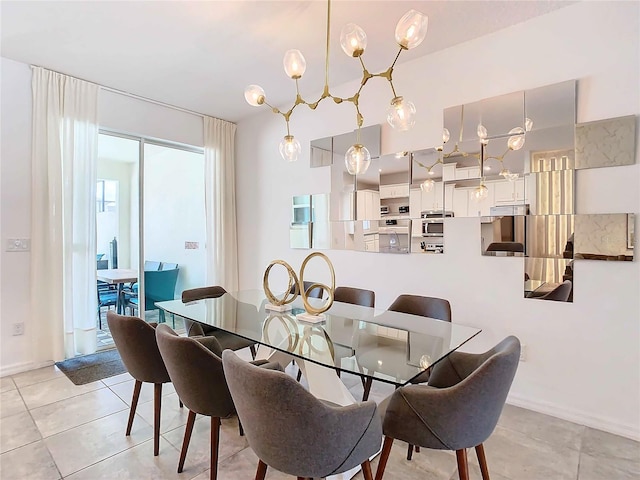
<box><xmin>421</xmin><ymin>211</ymin><xmax>453</xmax><ymax>237</ymax></box>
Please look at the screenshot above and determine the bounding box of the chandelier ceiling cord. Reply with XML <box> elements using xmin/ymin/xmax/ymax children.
<box><xmin>244</xmin><ymin>0</ymin><xmax>428</xmax><ymax>174</ymax></box>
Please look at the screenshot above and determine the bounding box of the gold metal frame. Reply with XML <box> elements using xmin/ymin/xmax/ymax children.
<box><xmin>263</xmin><ymin>260</ymin><xmax>299</xmax><ymax>306</ymax></box>
<box><xmin>298</xmin><ymin>252</ymin><xmax>336</xmax><ymax>315</ymax></box>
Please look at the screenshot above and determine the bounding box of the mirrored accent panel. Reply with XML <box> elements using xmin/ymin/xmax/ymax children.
<box><xmin>524</xmin><ymin>257</ymin><xmax>573</xmax><ymax>302</ymax></box>
<box><xmin>574</xmin><ymin>213</ymin><xmax>635</xmax><ymax>261</ymax></box>
<box><xmin>480</xmin><ymin>216</ymin><xmax>526</xmax><ymax>256</ymax></box>
<box><xmin>575</xmin><ymin>115</ymin><xmax>637</xmax><ymax>169</ymax></box>
<box><xmin>312</xmin><ymin>124</ymin><xmax>382</xmax><ymax>168</ymax></box>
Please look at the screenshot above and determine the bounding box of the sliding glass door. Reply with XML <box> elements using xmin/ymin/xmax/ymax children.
<box><xmin>96</xmin><ymin>132</ymin><xmax>205</xmax><ymax>344</ymax></box>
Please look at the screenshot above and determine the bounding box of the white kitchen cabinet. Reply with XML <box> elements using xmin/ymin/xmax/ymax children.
<box><xmin>409</xmin><ymin>189</ymin><xmax>423</xmax><ymax>236</ymax></box>
<box><xmin>452</xmin><ymin>188</ymin><xmax>469</xmax><ymax>217</ymax></box>
<box><xmin>442</xmin><ymin>163</ymin><xmax>457</xmax><ymax>182</ymax></box>
<box><xmin>364</xmin><ymin>234</ymin><xmax>379</xmax><ymax>252</ymax></box>
<box><xmin>379</xmin><ymin>183</ymin><xmax>410</xmax><ymax>199</ymax></box>
<box><xmin>356</xmin><ymin>190</ymin><xmax>380</xmax><ymax>220</ymax></box>
<box><xmin>493</xmin><ymin>178</ymin><xmax>527</xmax><ymax>204</ymax></box>
<box><xmin>455</xmin><ymin>166</ymin><xmax>481</xmax><ymax>180</ymax></box>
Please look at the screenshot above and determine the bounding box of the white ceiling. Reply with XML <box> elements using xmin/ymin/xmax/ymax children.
<box><xmin>1</xmin><ymin>1</ymin><xmax>574</xmax><ymax>123</ymax></box>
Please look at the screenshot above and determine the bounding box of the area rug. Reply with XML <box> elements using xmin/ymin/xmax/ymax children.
<box><xmin>55</xmin><ymin>349</ymin><xmax>127</xmax><ymax>385</ymax></box>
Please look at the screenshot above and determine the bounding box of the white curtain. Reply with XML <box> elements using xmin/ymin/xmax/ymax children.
<box><xmin>204</xmin><ymin>116</ymin><xmax>238</xmax><ymax>292</ymax></box>
<box><xmin>31</xmin><ymin>67</ymin><xmax>99</xmax><ymax>361</ymax></box>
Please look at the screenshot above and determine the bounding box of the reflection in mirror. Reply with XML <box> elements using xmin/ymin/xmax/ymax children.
<box><xmin>574</xmin><ymin>213</ymin><xmax>635</xmax><ymax>261</ymax></box>
<box><xmin>480</xmin><ymin>216</ymin><xmax>526</xmax><ymax>256</ymax></box>
<box><xmin>524</xmin><ymin>257</ymin><xmax>573</xmax><ymax>302</ymax></box>
<box><xmin>355</xmin><ymin>157</ymin><xmax>380</xmax><ymax>221</ymax></box>
<box><xmin>527</xmin><ymin>214</ymin><xmax>574</xmax><ymax>259</ymax></box>
<box><xmin>290</xmin><ymin>195</ymin><xmax>312</xmax><ymax>249</ymax></box>
<box><xmin>378</xmin><ymin>152</ymin><xmax>411</xmax><ymax>219</ymax></box>
<box><xmin>378</xmin><ymin>219</ymin><xmax>411</xmax><ymax>254</ymax></box>
<box><xmin>524</xmin><ymin>80</ymin><xmax>576</xmax><ymax>130</ymax></box>
<box><xmin>310</xmin><ymin>135</ymin><xmax>333</xmax><ymax>168</ymax></box>
<box><xmin>528</xmin><ymin>169</ymin><xmax>574</xmax><ymax>216</ymax></box>
<box><xmin>311</xmin><ymin>194</ymin><xmax>331</xmax><ymax>250</ymax></box>
<box><xmin>575</xmin><ymin>115</ymin><xmax>637</xmax><ymax>169</ymax></box>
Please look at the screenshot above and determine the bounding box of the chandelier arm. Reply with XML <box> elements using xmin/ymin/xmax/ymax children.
<box><xmin>388</xmin><ymin>79</ymin><xmax>398</xmax><ymax>99</ymax></box>
<box><xmin>324</xmin><ymin>0</ymin><xmax>332</xmax><ymax>90</ymax></box>
<box><xmin>389</xmin><ymin>47</ymin><xmax>403</xmax><ymax>70</ymax></box>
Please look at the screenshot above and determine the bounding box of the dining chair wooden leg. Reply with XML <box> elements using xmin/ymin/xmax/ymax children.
<box><xmin>361</xmin><ymin>459</ymin><xmax>373</xmax><ymax>480</ymax></box>
<box><xmin>255</xmin><ymin>459</ymin><xmax>268</xmax><ymax>480</ymax></box>
<box><xmin>415</xmin><ymin>446</ymin><xmax>420</xmax><ymax>453</ymax></box>
<box><xmin>374</xmin><ymin>436</ymin><xmax>394</xmax><ymax>480</ymax></box>
<box><xmin>238</xmin><ymin>418</ymin><xmax>244</xmax><ymax>436</ymax></box>
<box><xmin>126</xmin><ymin>380</ymin><xmax>142</xmax><ymax>436</ymax></box>
<box><xmin>296</xmin><ymin>369</ymin><xmax>303</xmax><ymax>382</ymax></box>
<box><xmin>475</xmin><ymin>443</ymin><xmax>490</xmax><ymax>480</ymax></box>
<box><xmin>154</xmin><ymin>383</ymin><xmax>162</xmax><ymax>456</ymax></box>
<box><xmin>179</xmin><ymin>399</ymin><xmax>183</xmax><ymax>408</ymax></box>
<box><xmin>210</xmin><ymin>417</ymin><xmax>221</xmax><ymax>480</ymax></box>
<box><xmin>178</xmin><ymin>410</ymin><xmax>196</xmax><ymax>473</ymax></box>
<box><xmin>456</xmin><ymin>449</ymin><xmax>470</xmax><ymax>480</ymax></box>
<box><xmin>407</xmin><ymin>443</ymin><xmax>413</xmax><ymax>460</ymax></box>
<box><xmin>250</xmin><ymin>345</ymin><xmax>257</xmax><ymax>360</ymax></box>
<box><xmin>362</xmin><ymin>377</ymin><xmax>373</xmax><ymax>401</ymax></box>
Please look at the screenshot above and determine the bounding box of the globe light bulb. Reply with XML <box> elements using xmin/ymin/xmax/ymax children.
<box><xmin>340</xmin><ymin>23</ymin><xmax>367</xmax><ymax>57</ymax></box>
<box><xmin>477</xmin><ymin>123</ymin><xmax>488</xmax><ymax>140</ymax></box>
<box><xmin>395</xmin><ymin>10</ymin><xmax>428</xmax><ymax>50</ymax></box>
<box><xmin>500</xmin><ymin>168</ymin><xmax>511</xmax><ymax>178</ymax></box>
<box><xmin>442</xmin><ymin>128</ymin><xmax>450</xmax><ymax>144</ymax></box>
<box><xmin>471</xmin><ymin>184</ymin><xmax>489</xmax><ymax>202</ymax></box>
<box><xmin>419</xmin><ymin>354</ymin><xmax>432</xmax><ymax>370</ymax></box>
<box><xmin>525</xmin><ymin>117</ymin><xmax>534</xmax><ymax>132</ymax></box>
<box><xmin>387</xmin><ymin>96</ymin><xmax>416</xmax><ymax>131</ymax></box>
<box><xmin>508</xmin><ymin>127</ymin><xmax>525</xmax><ymax>151</ymax></box>
<box><xmin>506</xmin><ymin>172</ymin><xmax>520</xmax><ymax>182</ymax></box>
<box><xmin>420</xmin><ymin>178</ymin><xmax>435</xmax><ymax>192</ymax></box>
<box><xmin>279</xmin><ymin>135</ymin><xmax>301</xmax><ymax>162</ymax></box>
<box><xmin>283</xmin><ymin>49</ymin><xmax>306</xmax><ymax>79</ymax></box>
<box><xmin>344</xmin><ymin>144</ymin><xmax>371</xmax><ymax>175</ymax></box>
<box><xmin>244</xmin><ymin>85</ymin><xmax>265</xmax><ymax>106</ymax></box>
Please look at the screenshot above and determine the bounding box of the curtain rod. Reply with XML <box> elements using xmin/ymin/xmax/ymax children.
<box><xmin>30</xmin><ymin>64</ymin><xmax>226</xmax><ymax>122</ymax></box>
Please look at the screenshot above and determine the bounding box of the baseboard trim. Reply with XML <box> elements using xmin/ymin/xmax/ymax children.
<box><xmin>507</xmin><ymin>392</ymin><xmax>640</xmax><ymax>441</ymax></box>
<box><xmin>0</xmin><ymin>360</ymin><xmax>54</xmax><ymax>377</ymax></box>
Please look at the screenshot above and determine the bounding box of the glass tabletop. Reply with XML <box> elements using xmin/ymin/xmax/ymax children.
<box><xmin>157</xmin><ymin>290</ymin><xmax>481</xmax><ymax>386</ymax></box>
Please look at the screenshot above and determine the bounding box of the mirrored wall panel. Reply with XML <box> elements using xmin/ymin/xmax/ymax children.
<box><xmin>525</xmin><ymin>257</ymin><xmax>574</xmax><ymax>302</ymax></box>
<box><xmin>574</xmin><ymin>213</ymin><xmax>635</xmax><ymax>261</ymax></box>
<box><xmin>575</xmin><ymin>115</ymin><xmax>637</xmax><ymax>169</ymax></box>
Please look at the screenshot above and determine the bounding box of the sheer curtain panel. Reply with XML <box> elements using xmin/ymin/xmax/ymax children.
<box><xmin>204</xmin><ymin>117</ymin><xmax>238</xmax><ymax>292</ymax></box>
<box><xmin>31</xmin><ymin>67</ymin><xmax>99</xmax><ymax>361</ymax></box>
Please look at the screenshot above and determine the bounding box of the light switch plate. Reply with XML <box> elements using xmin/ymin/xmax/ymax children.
<box><xmin>6</xmin><ymin>238</ymin><xmax>30</xmax><ymax>252</ymax></box>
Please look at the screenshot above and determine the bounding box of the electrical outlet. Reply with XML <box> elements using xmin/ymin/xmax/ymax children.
<box><xmin>12</xmin><ymin>323</ymin><xmax>25</xmax><ymax>336</ymax></box>
<box><xmin>519</xmin><ymin>344</ymin><xmax>527</xmax><ymax>362</ymax></box>
<box><xmin>6</xmin><ymin>238</ymin><xmax>30</xmax><ymax>252</ymax></box>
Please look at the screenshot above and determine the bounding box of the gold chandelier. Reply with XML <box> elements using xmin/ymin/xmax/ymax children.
<box><xmin>244</xmin><ymin>1</ymin><xmax>428</xmax><ymax>174</ymax></box>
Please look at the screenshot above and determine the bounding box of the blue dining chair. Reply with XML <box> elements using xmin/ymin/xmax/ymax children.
<box><xmin>126</xmin><ymin>268</ymin><xmax>179</xmax><ymax>324</ymax></box>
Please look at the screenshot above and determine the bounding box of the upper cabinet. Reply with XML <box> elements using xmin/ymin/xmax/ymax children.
<box><xmin>379</xmin><ymin>183</ymin><xmax>409</xmax><ymax>199</ymax></box>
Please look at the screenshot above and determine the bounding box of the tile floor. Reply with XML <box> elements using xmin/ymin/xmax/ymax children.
<box><xmin>1</xmin><ymin>351</ymin><xmax>638</xmax><ymax>480</ymax></box>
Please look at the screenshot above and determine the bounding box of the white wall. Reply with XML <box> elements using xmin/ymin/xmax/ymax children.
<box><xmin>0</xmin><ymin>58</ymin><xmax>34</xmax><ymax>372</ymax></box>
<box><xmin>0</xmin><ymin>56</ymin><xmax>206</xmax><ymax>375</ymax></box>
<box><xmin>143</xmin><ymin>144</ymin><xmax>206</xmax><ymax>296</ymax></box>
<box><xmin>236</xmin><ymin>2</ymin><xmax>640</xmax><ymax>439</ymax></box>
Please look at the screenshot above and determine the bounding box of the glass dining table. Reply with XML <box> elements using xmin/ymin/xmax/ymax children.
<box><xmin>157</xmin><ymin>290</ymin><xmax>481</xmax><ymax>407</ymax></box>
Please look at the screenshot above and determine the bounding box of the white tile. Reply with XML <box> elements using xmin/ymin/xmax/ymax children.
<box><xmin>101</xmin><ymin>371</ymin><xmax>133</xmax><ymax>386</ymax></box>
<box><xmin>64</xmin><ymin>438</ymin><xmax>181</xmax><ymax>480</ymax></box>
<box><xmin>0</xmin><ymin>411</ymin><xmax>41</xmax><ymax>454</ymax></box>
<box><xmin>0</xmin><ymin>440</ymin><xmax>60</xmax><ymax>480</ymax></box>
<box><xmin>19</xmin><ymin>376</ymin><xmax>104</xmax><ymax>410</ymax></box>
<box><xmin>0</xmin><ymin>389</ymin><xmax>26</xmax><ymax>418</ymax></box>
<box><xmin>0</xmin><ymin>376</ymin><xmax>16</xmax><ymax>393</ymax></box>
<box><xmin>162</xmin><ymin>415</ymin><xmax>248</xmax><ymax>478</ymax></box>
<box><xmin>579</xmin><ymin>452</ymin><xmax>640</xmax><ymax>480</ymax></box>
<box><xmin>11</xmin><ymin>365</ymin><xmax>64</xmax><ymax>388</ymax></box>
<box><xmin>30</xmin><ymin>387</ymin><xmax>128</xmax><ymax>437</ymax></box>
<box><xmin>109</xmin><ymin>379</ymin><xmax>176</xmax><ymax>406</ymax></box>
<box><xmin>44</xmin><ymin>409</ymin><xmax>153</xmax><ymax>477</ymax></box>
<box><xmin>136</xmin><ymin>392</ymin><xmax>189</xmax><ymax>434</ymax></box>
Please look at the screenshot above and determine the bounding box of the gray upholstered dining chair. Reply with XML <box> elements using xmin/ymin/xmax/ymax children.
<box><xmin>334</xmin><ymin>286</ymin><xmax>376</xmax><ymax>308</ymax></box>
<box><xmin>106</xmin><ymin>311</ymin><xmax>174</xmax><ymax>457</ymax></box>
<box><xmin>222</xmin><ymin>350</ymin><xmax>382</xmax><ymax>480</ymax></box>
<box><xmin>289</xmin><ymin>280</ymin><xmax>324</xmax><ymax>299</ymax></box>
<box><xmin>181</xmin><ymin>286</ymin><xmax>257</xmax><ymax>358</ymax></box>
<box><xmin>155</xmin><ymin>324</ymin><xmax>279</xmax><ymax>480</ymax></box>
<box><xmin>374</xmin><ymin>336</ymin><xmax>521</xmax><ymax>480</ymax></box>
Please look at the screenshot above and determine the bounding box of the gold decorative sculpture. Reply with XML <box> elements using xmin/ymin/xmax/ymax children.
<box><xmin>262</xmin><ymin>252</ymin><xmax>336</xmax><ymax>321</ymax></box>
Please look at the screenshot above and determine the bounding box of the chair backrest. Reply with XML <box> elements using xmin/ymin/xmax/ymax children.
<box><xmin>538</xmin><ymin>280</ymin><xmax>572</xmax><ymax>302</ymax></box>
<box><xmin>289</xmin><ymin>280</ymin><xmax>323</xmax><ymax>299</ymax></box>
<box><xmin>181</xmin><ymin>285</ymin><xmax>227</xmax><ymax>303</ymax></box>
<box><xmin>384</xmin><ymin>336</ymin><xmax>520</xmax><ymax>451</ymax></box>
<box><xmin>334</xmin><ymin>286</ymin><xmax>375</xmax><ymax>308</ymax></box>
<box><xmin>144</xmin><ymin>268</ymin><xmax>179</xmax><ymax>307</ymax></box>
<box><xmin>160</xmin><ymin>262</ymin><xmax>178</xmax><ymax>271</ymax></box>
<box><xmin>97</xmin><ymin>259</ymin><xmax>109</xmax><ymax>270</ymax></box>
<box><xmin>222</xmin><ymin>350</ymin><xmax>381</xmax><ymax>478</ymax></box>
<box><xmin>97</xmin><ymin>253</ymin><xmax>105</xmax><ymax>261</ymax></box>
<box><xmin>155</xmin><ymin>324</ymin><xmax>235</xmax><ymax>418</ymax></box>
<box><xmin>106</xmin><ymin>311</ymin><xmax>170</xmax><ymax>384</ymax></box>
<box><xmin>144</xmin><ymin>260</ymin><xmax>161</xmax><ymax>271</ymax></box>
<box><xmin>486</xmin><ymin>242</ymin><xmax>524</xmax><ymax>253</ymax></box>
<box><xmin>388</xmin><ymin>294</ymin><xmax>451</xmax><ymax>322</ymax></box>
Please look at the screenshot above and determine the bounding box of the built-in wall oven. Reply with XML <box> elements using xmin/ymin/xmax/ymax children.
<box><xmin>421</xmin><ymin>211</ymin><xmax>454</xmax><ymax>237</ymax></box>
